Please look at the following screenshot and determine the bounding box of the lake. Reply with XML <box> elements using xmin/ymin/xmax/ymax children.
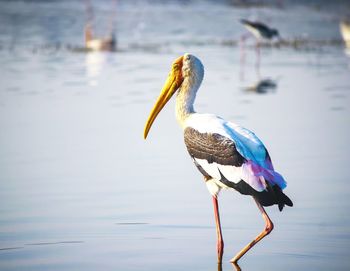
<box><xmin>0</xmin><ymin>0</ymin><xmax>349</xmax><ymax>270</ymax></box>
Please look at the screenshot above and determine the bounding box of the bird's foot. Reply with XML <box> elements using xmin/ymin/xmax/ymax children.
<box><xmin>231</xmin><ymin>261</ymin><xmax>242</xmax><ymax>271</ymax></box>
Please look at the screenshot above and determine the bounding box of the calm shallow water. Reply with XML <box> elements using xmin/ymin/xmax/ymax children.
<box><xmin>1</xmin><ymin>1</ymin><xmax>350</xmax><ymax>270</ymax></box>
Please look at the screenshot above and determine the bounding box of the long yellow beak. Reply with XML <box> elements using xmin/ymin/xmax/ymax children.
<box><xmin>143</xmin><ymin>56</ymin><xmax>184</xmax><ymax>139</ymax></box>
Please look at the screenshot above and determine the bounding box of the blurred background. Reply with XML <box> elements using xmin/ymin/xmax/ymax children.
<box><xmin>0</xmin><ymin>0</ymin><xmax>349</xmax><ymax>270</ymax></box>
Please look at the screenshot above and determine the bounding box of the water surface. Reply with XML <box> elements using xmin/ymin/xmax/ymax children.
<box><xmin>0</xmin><ymin>1</ymin><xmax>350</xmax><ymax>270</ymax></box>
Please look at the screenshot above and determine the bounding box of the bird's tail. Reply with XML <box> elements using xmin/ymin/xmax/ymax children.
<box><xmin>271</xmin><ymin>184</ymin><xmax>293</xmax><ymax>211</ymax></box>
<box><xmin>254</xmin><ymin>182</ymin><xmax>293</xmax><ymax>211</ymax></box>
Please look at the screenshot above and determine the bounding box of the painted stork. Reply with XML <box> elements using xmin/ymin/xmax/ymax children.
<box><xmin>143</xmin><ymin>54</ymin><xmax>293</xmax><ymax>265</ymax></box>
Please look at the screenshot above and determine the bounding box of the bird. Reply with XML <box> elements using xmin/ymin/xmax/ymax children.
<box><xmin>240</xmin><ymin>19</ymin><xmax>280</xmax><ymax>76</ymax></box>
<box><xmin>84</xmin><ymin>23</ymin><xmax>116</xmax><ymax>51</ymax></box>
<box><xmin>83</xmin><ymin>0</ymin><xmax>117</xmax><ymax>51</ymax></box>
<box><xmin>340</xmin><ymin>20</ymin><xmax>350</xmax><ymax>49</ymax></box>
<box><xmin>143</xmin><ymin>54</ymin><xmax>293</xmax><ymax>265</ymax></box>
<box><xmin>240</xmin><ymin>19</ymin><xmax>280</xmax><ymax>41</ymax></box>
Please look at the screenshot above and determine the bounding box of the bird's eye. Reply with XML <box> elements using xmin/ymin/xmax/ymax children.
<box><xmin>185</xmin><ymin>55</ymin><xmax>191</xmax><ymax>61</ymax></box>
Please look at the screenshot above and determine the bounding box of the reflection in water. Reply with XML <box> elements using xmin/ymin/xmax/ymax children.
<box><xmin>85</xmin><ymin>52</ymin><xmax>107</xmax><ymax>86</ymax></box>
<box><xmin>216</xmin><ymin>262</ymin><xmax>242</xmax><ymax>271</ymax></box>
<box><xmin>243</xmin><ymin>78</ymin><xmax>277</xmax><ymax>94</ymax></box>
<box><xmin>232</xmin><ymin>262</ymin><xmax>242</xmax><ymax>271</ymax></box>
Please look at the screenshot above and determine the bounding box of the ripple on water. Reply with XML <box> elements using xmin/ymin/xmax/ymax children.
<box><xmin>115</xmin><ymin>222</ymin><xmax>149</xmax><ymax>226</ymax></box>
<box><xmin>0</xmin><ymin>247</ymin><xmax>24</xmax><ymax>251</ymax></box>
<box><xmin>25</xmin><ymin>241</ymin><xmax>84</xmax><ymax>246</ymax></box>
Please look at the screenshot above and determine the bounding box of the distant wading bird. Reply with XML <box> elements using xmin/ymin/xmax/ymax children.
<box><xmin>240</xmin><ymin>19</ymin><xmax>280</xmax><ymax>76</ymax></box>
<box><xmin>84</xmin><ymin>0</ymin><xmax>117</xmax><ymax>51</ymax></box>
<box><xmin>84</xmin><ymin>23</ymin><xmax>116</xmax><ymax>51</ymax></box>
<box><xmin>240</xmin><ymin>19</ymin><xmax>280</xmax><ymax>41</ymax></box>
<box><xmin>143</xmin><ymin>54</ymin><xmax>293</xmax><ymax>265</ymax></box>
<box><xmin>340</xmin><ymin>20</ymin><xmax>350</xmax><ymax>49</ymax></box>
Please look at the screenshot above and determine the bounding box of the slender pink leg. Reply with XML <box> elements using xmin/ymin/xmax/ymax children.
<box><xmin>255</xmin><ymin>41</ymin><xmax>261</xmax><ymax>79</ymax></box>
<box><xmin>230</xmin><ymin>198</ymin><xmax>274</xmax><ymax>264</ymax></box>
<box><xmin>239</xmin><ymin>35</ymin><xmax>247</xmax><ymax>81</ymax></box>
<box><xmin>212</xmin><ymin>196</ymin><xmax>224</xmax><ymax>263</ymax></box>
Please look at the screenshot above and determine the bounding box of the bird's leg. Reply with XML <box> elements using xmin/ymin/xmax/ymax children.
<box><xmin>230</xmin><ymin>198</ymin><xmax>274</xmax><ymax>264</ymax></box>
<box><xmin>239</xmin><ymin>34</ymin><xmax>248</xmax><ymax>81</ymax></box>
<box><xmin>255</xmin><ymin>41</ymin><xmax>261</xmax><ymax>79</ymax></box>
<box><xmin>212</xmin><ymin>195</ymin><xmax>224</xmax><ymax>263</ymax></box>
<box><xmin>232</xmin><ymin>262</ymin><xmax>242</xmax><ymax>271</ymax></box>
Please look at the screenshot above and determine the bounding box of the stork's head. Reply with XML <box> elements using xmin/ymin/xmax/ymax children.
<box><xmin>181</xmin><ymin>53</ymin><xmax>204</xmax><ymax>81</ymax></box>
<box><xmin>143</xmin><ymin>53</ymin><xmax>203</xmax><ymax>139</ymax></box>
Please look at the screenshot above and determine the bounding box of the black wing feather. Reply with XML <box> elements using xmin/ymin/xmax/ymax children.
<box><xmin>184</xmin><ymin>127</ymin><xmax>246</xmax><ymax>167</ymax></box>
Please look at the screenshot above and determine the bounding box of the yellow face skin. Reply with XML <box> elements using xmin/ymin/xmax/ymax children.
<box><xmin>143</xmin><ymin>56</ymin><xmax>184</xmax><ymax>139</ymax></box>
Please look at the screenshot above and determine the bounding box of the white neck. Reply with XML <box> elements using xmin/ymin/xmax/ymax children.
<box><xmin>175</xmin><ymin>77</ymin><xmax>200</xmax><ymax>129</ymax></box>
<box><xmin>175</xmin><ymin>55</ymin><xmax>204</xmax><ymax>129</ymax></box>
